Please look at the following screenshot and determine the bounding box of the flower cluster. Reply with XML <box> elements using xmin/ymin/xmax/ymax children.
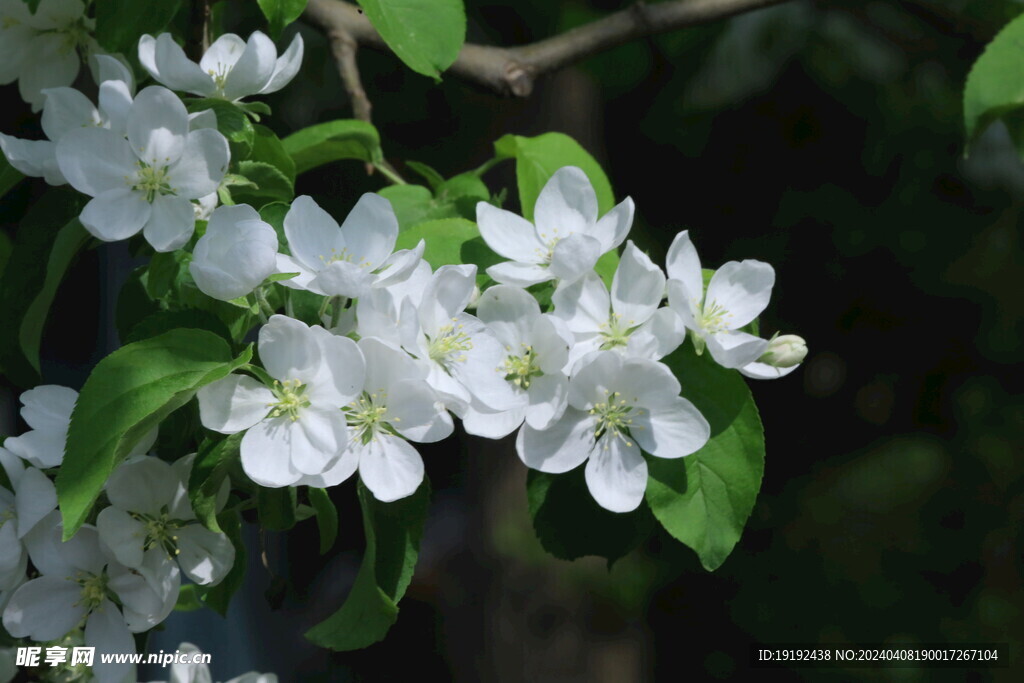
<box><xmin>1</xmin><ymin>388</ymin><xmax>234</xmax><ymax>683</ymax></box>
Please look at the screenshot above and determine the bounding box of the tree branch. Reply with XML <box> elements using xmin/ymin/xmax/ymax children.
<box><xmin>303</xmin><ymin>0</ymin><xmax>793</xmax><ymax>97</ymax></box>
<box><xmin>324</xmin><ymin>24</ymin><xmax>373</xmax><ymax>122</ymax></box>
<box><xmin>186</xmin><ymin>0</ymin><xmax>212</xmax><ymax>62</ymax></box>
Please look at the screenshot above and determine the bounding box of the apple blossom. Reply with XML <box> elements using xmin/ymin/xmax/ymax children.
<box><xmin>97</xmin><ymin>455</ymin><xmax>235</xmax><ymax>587</ymax></box>
<box><xmin>190</xmin><ymin>204</ymin><xmax>279</xmax><ymax>301</ymax></box>
<box><xmin>517</xmin><ymin>351</ymin><xmax>710</xmax><ymax>513</ymax></box>
<box><xmin>477</xmin><ymin>166</ymin><xmax>634</xmax><ymax>286</ymax></box>
<box><xmin>1</xmin><ymin>384</ymin><xmax>77</xmax><ymax>468</ymax></box>
<box><xmin>552</xmin><ymin>241</ymin><xmax>686</xmax><ymax>368</ymax></box>
<box><xmin>460</xmin><ymin>284</ymin><xmax>574</xmax><ymax>438</ymax></box>
<box><xmin>276</xmin><ymin>194</ymin><xmax>424</xmax><ymax>299</ymax></box>
<box><xmin>739</xmin><ymin>333</ymin><xmax>808</xmax><ymax>379</ymax></box>
<box><xmin>139</xmin><ymin>31</ymin><xmax>303</xmax><ymax>102</ymax></box>
<box><xmin>56</xmin><ymin>85</ymin><xmax>229</xmax><ymax>252</ymax></box>
<box><xmin>197</xmin><ymin>315</ymin><xmax>364</xmax><ymax>488</ymax></box>
<box><xmin>308</xmin><ymin>338</ymin><xmax>453</xmax><ymax>502</ymax></box>
<box><xmin>665</xmin><ymin>230</ymin><xmax>775</xmax><ymax>369</ymax></box>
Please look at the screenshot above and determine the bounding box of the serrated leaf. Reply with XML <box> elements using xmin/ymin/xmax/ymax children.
<box><xmin>57</xmin><ymin>330</ymin><xmax>253</xmax><ymax>538</ymax></box>
<box><xmin>355</xmin><ymin>0</ymin><xmax>465</xmax><ymax>79</ymax></box>
<box><xmin>257</xmin><ymin>0</ymin><xmax>307</xmax><ymax>37</ymax></box>
<box><xmin>528</xmin><ymin>468</ymin><xmax>655</xmax><ymax>565</ymax></box>
<box><xmin>309</xmin><ymin>487</ymin><xmax>338</xmax><ymax>554</ymax></box>
<box><xmin>282</xmin><ymin>119</ymin><xmax>382</xmax><ymax>174</ymax></box>
<box><xmin>964</xmin><ymin>12</ymin><xmax>1024</xmax><ymax>147</ymax></box>
<box><xmin>645</xmin><ymin>346</ymin><xmax>765</xmax><ymax>571</ymax></box>
<box><xmin>18</xmin><ymin>219</ymin><xmax>89</xmax><ymax>374</ymax></box>
<box><xmin>306</xmin><ymin>480</ymin><xmax>430</xmax><ymax>651</ymax></box>
<box><xmin>95</xmin><ymin>0</ymin><xmax>182</xmax><ymax>53</ymax></box>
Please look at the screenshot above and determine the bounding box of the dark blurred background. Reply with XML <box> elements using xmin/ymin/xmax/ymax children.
<box><xmin>2</xmin><ymin>0</ymin><xmax>1022</xmax><ymax>681</ymax></box>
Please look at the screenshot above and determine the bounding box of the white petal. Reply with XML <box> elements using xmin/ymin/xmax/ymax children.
<box><xmin>2</xmin><ymin>576</ymin><xmax>86</xmax><ymax>641</ymax></box>
<box><xmin>144</xmin><ymin>194</ymin><xmax>195</xmax><ymax>252</ymax></box>
<box><xmin>260</xmin><ymin>33</ymin><xmax>304</xmax><ymax>94</ymax></box>
<box><xmin>475</xmin><ymin>202</ymin><xmax>545</xmax><ymax>262</ymax></box>
<box><xmin>548</xmin><ymin>233</ymin><xmax>601</xmax><ymax>282</ymax></box>
<box><xmin>585</xmin><ymin>434</ymin><xmax>646</xmax><ymax>513</ymax></box>
<box><xmin>298</xmin><ymin>447</ymin><xmax>359</xmax><ymax>488</ymax></box>
<box><xmin>19</xmin><ymin>384</ymin><xmax>75</xmax><ymax>430</ymax></box>
<box><xmin>110</xmin><ymin>551</ymin><xmax>179</xmax><ymax>629</ymax></box>
<box><xmin>524</xmin><ymin>372</ymin><xmax>569</xmax><ymax>430</ymax></box>
<box><xmin>4</xmin><ymin>429</ymin><xmax>66</xmax><ymax>470</ymax></box>
<box><xmin>40</xmin><ymin>86</ymin><xmax>100</xmax><ymax>140</ymax></box>
<box><xmin>339</xmin><ymin>193</ymin><xmax>399</xmax><ymax>269</ymax></box>
<box><xmin>259</xmin><ymin>315</ymin><xmax>322</xmax><ymax>382</ymax></box>
<box><xmin>80</xmin><ymin>188</ymin><xmax>152</xmax><ymax>243</ymax></box>
<box><xmin>460</xmin><ymin>402</ymin><xmax>525</xmax><ymax>439</ymax></box>
<box><xmin>175</xmin><ymin>524</ymin><xmax>235</xmax><ymax>586</ymax></box>
<box><xmin>625</xmin><ymin>307</ymin><xmax>685</xmax><ymax>361</ymax></box>
<box><xmin>665</xmin><ymin>230</ymin><xmax>704</xmax><ymax>301</ymax></box>
<box><xmin>18</xmin><ymin>35</ymin><xmax>79</xmax><ymax>111</ymax></box>
<box><xmin>197</xmin><ymin>374</ymin><xmax>274</xmax><ymax>434</ymax></box>
<box><xmin>98</xmin><ymin>78</ymin><xmax>133</xmax><ymax>136</ymax></box>
<box><xmin>310</xmin><ymin>260</ymin><xmax>373</xmax><ymax>299</ymax></box>
<box><xmin>284</xmin><ymin>195</ymin><xmax>345</xmax><ymax>273</ymax></box>
<box><xmin>308</xmin><ymin>327</ymin><xmax>365</xmax><ymax>405</ymax></box>
<box><xmin>13</xmin><ymin>467</ymin><xmax>57</xmax><ymax>538</ymax></box>
<box><xmin>515</xmin><ymin>410</ymin><xmax>594</xmax><ymax>474</ymax></box>
<box><xmin>85</xmin><ymin>601</ymin><xmax>136</xmax><ymax>683</ymax></box>
<box><xmin>146</xmin><ymin>33</ymin><xmax>215</xmax><ymax>96</ymax></box>
<box><xmin>611</xmin><ymin>241</ymin><xmax>664</xmax><ymax>325</ymax></box>
<box><xmin>56</xmin><ymin>127</ymin><xmax>136</xmax><ymax>196</ymax></box>
<box><xmin>240</xmin><ymin>419</ymin><xmax>303</xmax><ymax>487</ymax></box>
<box><xmin>0</xmin><ymin>134</ymin><xmax>63</xmax><ymax>184</ymax></box>
<box><xmin>422</xmin><ymin>265</ymin><xmax>476</xmax><ymax>322</ymax></box>
<box><xmin>221</xmin><ymin>31</ymin><xmax>277</xmax><ymax>101</ymax></box>
<box><xmin>552</xmin><ymin>271</ymin><xmax>609</xmax><ymax>335</ymax></box>
<box><xmin>94</xmin><ymin>53</ymin><xmax>134</xmax><ymax>93</ymax></box>
<box><xmin>274</xmin><ymin>253</ymin><xmax>320</xmax><ymax>293</ymax></box>
<box><xmin>96</xmin><ymin>507</ymin><xmax>147</xmax><ymax>569</ymax></box>
<box><xmin>634</xmin><ymin>396</ymin><xmax>710</xmax><ymax>459</ymax></box>
<box><xmin>705</xmin><ymin>330</ymin><xmax>769</xmax><ymax>369</ymax></box>
<box><xmin>533</xmin><ymin>166</ymin><xmax>598</xmax><ymax>237</ymax></box>
<box><xmin>615</xmin><ymin>357</ymin><xmax>681</xmax><ymax>407</ymax></box>
<box><xmin>167</xmin><ymin>127</ymin><xmax>230</xmax><ymax>198</ymax></box>
<box><xmin>386</xmin><ymin>379</ymin><xmax>454</xmax><ymax>443</ymax></box>
<box><xmin>738</xmin><ymin>360</ymin><xmax>799</xmax><ymax>380</ymax></box>
<box><xmin>476</xmin><ymin>284</ymin><xmax>539</xmax><ymax>348</ymax></box>
<box><xmin>567</xmin><ymin>349</ymin><xmax>625</xmax><ymax>410</ymax></box>
<box><xmin>704</xmin><ymin>259</ymin><xmax>775</xmax><ymax>329</ymax></box>
<box><xmin>486</xmin><ymin>261</ymin><xmax>553</xmax><ymax>287</ymax></box>
<box><xmin>201</xmin><ymin>33</ymin><xmax>247</xmax><ymax>73</ymax></box>
<box><xmin>666</xmin><ymin>278</ymin><xmax>701</xmax><ymax>333</ymax></box>
<box><xmin>357</xmin><ymin>435</ymin><xmax>424</xmax><ymax>503</ymax></box>
<box><xmin>532</xmin><ymin>315</ymin><xmax>573</xmax><ymax>375</ymax></box>
<box><xmin>291</xmin><ymin>408</ymin><xmax>348</xmax><ymax>475</ymax></box>
<box><xmin>590</xmin><ymin>197</ymin><xmax>634</xmax><ymax>253</ymax></box>
<box><xmin>129</xmin><ymin>86</ymin><xmax>188</xmax><ymax>166</ymax></box>
<box><xmin>372</xmin><ymin>240</ymin><xmax>425</xmax><ymax>289</ymax></box>
<box><xmin>106</xmin><ymin>456</ymin><xmax>176</xmax><ymax>515</ymax></box>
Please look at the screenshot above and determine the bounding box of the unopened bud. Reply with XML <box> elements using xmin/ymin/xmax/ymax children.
<box><xmin>759</xmin><ymin>334</ymin><xmax>807</xmax><ymax>368</ymax></box>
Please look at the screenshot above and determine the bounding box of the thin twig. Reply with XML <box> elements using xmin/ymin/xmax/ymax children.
<box><xmin>325</xmin><ymin>26</ymin><xmax>373</xmax><ymax>122</ymax></box>
<box><xmin>303</xmin><ymin>0</ymin><xmax>793</xmax><ymax>97</ymax></box>
<box><xmin>187</xmin><ymin>0</ymin><xmax>212</xmax><ymax>61</ymax></box>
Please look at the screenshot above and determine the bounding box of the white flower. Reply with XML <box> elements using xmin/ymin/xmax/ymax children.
<box><xmin>739</xmin><ymin>333</ymin><xmax>807</xmax><ymax>380</ymax></box>
<box><xmin>1</xmin><ymin>55</ymin><xmax>134</xmax><ymax>185</ymax></box>
<box><xmin>665</xmin><ymin>230</ymin><xmax>775</xmax><ymax>369</ymax></box>
<box><xmin>0</xmin><ymin>459</ymin><xmax>58</xmax><ymax>586</ymax></box>
<box><xmin>97</xmin><ymin>455</ymin><xmax>234</xmax><ymax>587</ymax></box>
<box><xmin>276</xmin><ymin>194</ymin><xmax>424</xmax><ymax>299</ymax></box>
<box><xmin>0</xmin><ymin>487</ymin><xmax>28</xmax><ymax>593</ymax></box>
<box><xmin>148</xmin><ymin>642</ymin><xmax>278</xmax><ymax>683</ymax></box>
<box><xmin>56</xmin><ymin>85</ymin><xmax>229</xmax><ymax>252</ymax></box>
<box><xmin>1</xmin><ymin>384</ymin><xmax>77</xmax><ymax>468</ymax></box>
<box><xmin>139</xmin><ymin>31</ymin><xmax>303</xmax><ymax>102</ymax></box>
<box><xmin>190</xmin><ymin>205</ymin><xmax>279</xmax><ymax>301</ymax></box>
<box><xmin>476</xmin><ymin>166</ymin><xmax>634</xmax><ymax>287</ymax></box>
<box><xmin>460</xmin><ymin>285</ymin><xmax>574</xmax><ymax>439</ymax></box>
<box><xmin>197</xmin><ymin>315</ymin><xmax>364</xmax><ymax>488</ymax></box>
<box><xmin>308</xmin><ymin>338</ymin><xmax>453</xmax><ymax>502</ymax></box>
<box><xmin>552</xmin><ymin>240</ymin><xmax>685</xmax><ymax>368</ymax></box>
<box><xmin>0</xmin><ymin>0</ymin><xmax>96</xmax><ymax>111</ymax></box>
<box><xmin>391</xmin><ymin>265</ymin><xmax>520</xmax><ymax>416</ymax></box>
<box><xmin>516</xmin><ymin>351</ymin><xmax>710</xmax><ymax>513</ymax></box>
<box><xmin>4</xmin><ymin>512</ymin><xmax>179</xmax><ymax>683</ymax></box>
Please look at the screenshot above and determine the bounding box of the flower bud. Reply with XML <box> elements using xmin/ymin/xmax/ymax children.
<box><xmin>190</xmin><ymin>205</ymin><xmax>278</xmax><ymax>301</ymax></box>
<box><xmin>759</xmin><ymin>334</ymin><xmax>807</xmax><ymax>368</ymax></box>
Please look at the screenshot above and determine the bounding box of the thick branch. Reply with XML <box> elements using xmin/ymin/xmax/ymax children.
<box><xmin>304</xmin><ymin>0</ymin><xmax>793</xmax><ymax>96</ymax></box>
<box><xmin>325</xmin><ymin>26</ymin><xmax>373</xmax><ymax>122</ymax></box>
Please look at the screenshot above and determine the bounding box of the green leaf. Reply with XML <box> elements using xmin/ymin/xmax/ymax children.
<box><xmin>378</xmin><ymin>184</ymin><xmax>439</xmax><ymax>231</ymax></box>
<box><xmin>187</xmin><ymin>99</ymin><xmax>255</xmax><ymax>160</ymax></box>
<box><xmin>256</xmin><ymin>0</ymin><xmax>307</xmax><ymax>37</ymax></box>
<box><xmin>494</xmin><ymin>132</ymin><xmax>615</xmax><ymax>221</ymax></box>
<box><xmin>0</xmin><ymin>155</ymin><xmax>23</xmax><ymax>200</ymax></box>
<box><xmin>95</xmin><ymin>0</ymin><xmax>182</xmax><ymax>53</ymax></box>
<box><xmin>174</xmin><ymin>584</ymin><xmax>206</xmax><ymax>612</ymax></box>
<box><xmin>189</xmin><ymin>433</ymin><xmax>242</xmax><ymax>533</ymax></box>
<box><xmin>355</xmin><ymin>0</ymin><xmax>466</xmax><ymax>80</ymax></box>
<box><xmin>250</xmin><ymin>124</ymin><xmax>297</xmax><ymax>184</ymax></box>
<box><xmin>231</xmin><ymin>161</ymin><xmax>295</xmax><ymax>206</ymax></box>
<box><xmin>282</xmin><ymin>120</ymin><xmax>382</xmax><ymax>174</ymax></box>
<box><xmin>258</xmin><ymin>486</ymin><xmax>298</xmax><ymax>531</ymax></box>
<box><xmin>57</xmin><ymin>330</ymin><xmax>253</xmax><ymax>538</ymax></box>
<box><xmin>406</xmin><ymin>161</ymin><xmax>445</xmax><ymax>189</ymax></box>
<box><xmin>18</xmin><ymin>219</ymin><xmax>90</xmax><ymax>374</ymax></box>
<box><xmin>309</xmin><ymin>487</ymin><xmax>339</xmax><ymax>554</ymax></box>
<box><xmin>645</xmin><ymin>346</ymin><xmax>765</xmax><ymax>571</ymax></box>
<box><xmin>393</xmin><ymin>217</ymin><xmax>500</xmax><ymax>284</ymax></box>
<box><xmin>202</xmin><ymin>509</ymin><xmax>246</xmax><ymax>616</ymax></box>
<box><xmin>306</xmin><ymin>479</ymin><xmax>430</xmax><ymax>651</ymax></box>
<box><xmin>964</xmin><ymin>12</ymin><xmax>1024</xmax><ymax>147</ymax></box>
<box><xmin>528</xmin><ymin>468</ymin><xmax>655</xmax><ymax>565</ymax></box>
<box><xmin>116</xmin><ymin>267</ymin><xmax>161</xmax><ymax>343</ymax></box>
